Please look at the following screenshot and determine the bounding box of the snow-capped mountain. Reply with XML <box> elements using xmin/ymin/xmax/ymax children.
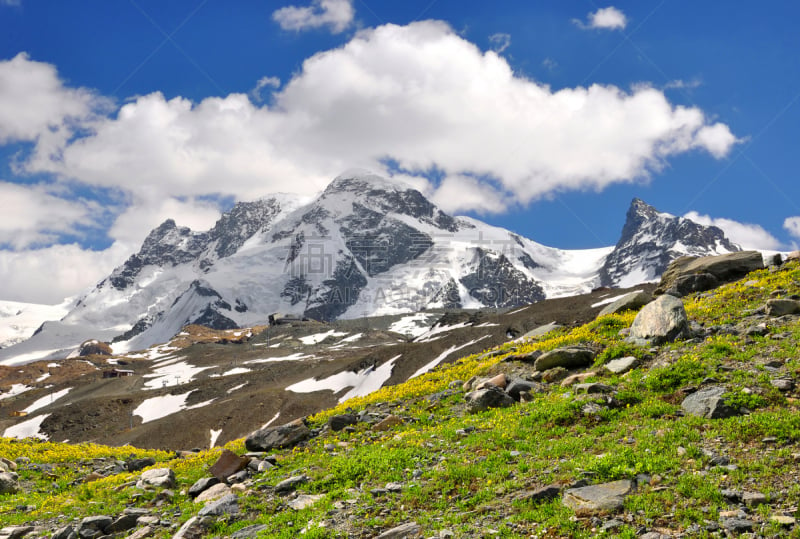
<box><xmin>0</xmin><ymin>172</ymin><xmax>742</xmax><ymax>365</ymax></box>
<box><xmin>0</xmin><ymin>299</ymin><xmax>72</xmax><ymax>350</ymax></box>
<box><xmin>598</xmin><ymin>198</ymin><xmax>740</xmax><ymax>287</ymax></box>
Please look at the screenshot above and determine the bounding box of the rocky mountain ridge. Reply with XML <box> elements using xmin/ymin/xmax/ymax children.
<box><xmin>0</xmin><ymin>171</ymin><xmax>743</xmax><ymax>365</ymax></box>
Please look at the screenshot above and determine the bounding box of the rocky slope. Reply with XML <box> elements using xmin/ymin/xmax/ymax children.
<box><xmin>1</xmin><ymin>254</ymin><xmax>799</xmax><ymax>538</ymax></box>
<box><xmin>0</xmin><ymin>172</ymin><xmax>743</xmax><ymax>366</ymax></box>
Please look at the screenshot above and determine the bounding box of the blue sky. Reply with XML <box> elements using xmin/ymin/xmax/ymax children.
<box><xmin>1</xmin><ymin>0</ymin><xmax>800</xmax><ymax>302</ymax></box>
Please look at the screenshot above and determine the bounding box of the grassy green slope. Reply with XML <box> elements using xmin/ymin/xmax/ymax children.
<box><xmin>3</xmin><ymin>262</ymin><xmax>800</xmax><ymax>538</ymax></box>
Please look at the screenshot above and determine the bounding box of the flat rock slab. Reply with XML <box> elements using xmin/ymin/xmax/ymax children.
<box><xmin>563</xmin><ymin>479</ymin><xmax>635</xmax><ymax>515</ymax></box>
<box><xmin>766</xmin><ymin>299</ymin><xmax>800</xmax><ymax>317</ymax></box>
<box><xmin>534</xmin><ymin>346</ymin><xmax>595</xmax><ymax>371</ymax></box>
<box><xmin>681</xmin><ymin>386</ymin><xmax>739</xmax><ymax>419</ymax></box>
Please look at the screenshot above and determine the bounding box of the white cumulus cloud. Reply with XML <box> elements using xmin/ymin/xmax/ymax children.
<box><xmin>574</xmin><ymin>6</ymin><xmax>628</xmax><ymax>31</ymax></box>
<box><xmin>0</xmin><ymin>53</ymin><xmax>110</xmax><ymax>145</ymax></box>
<box><xmin>684</xmin><ymin>211</ymin><xmax>781</xmax><ymax>250</ymax></box>
<box><xmin>0</xmin><ymin>23</ymin><xmax>744</xmax><ymax>301</ymax></box>
<box><xmin>784</xmin><ymin>217</ymin><xmax>800</xmax><ymax>240</ymax></box>
<box><xmin>273</xmin><ymin>0</ymin><xmax>354</xmax><ymax>34</ymax></box>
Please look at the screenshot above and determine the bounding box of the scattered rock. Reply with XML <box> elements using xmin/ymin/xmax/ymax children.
<box><xmin>327</xmin><ymin>414</ymin><xmax>358</xmax><ymax>431</ymax></box>
<box><xmin>505</xmin><ymin>379</ymin><xmax>541</xmax><ymax>401</ymax></box>
<box><xmin>195</xmin><ymin>483</ymin><xmax>232</xmax><ymax>503</ymax></box>
<box><xmin>374</xmin><ymin>522</ymin><xmax>421</xmax><ymax>538</ymax></box>
<box><xmin>720</xmin><ymin>517</ymin><xmax>754</xmax><ymax>533</ymax></box>
<box><xmin>514</xmin><ymin>484</ymin><xmax>561</xmax><ymax>504</ymax></box>
<box><xmin>562</xmin><ymin>479</ymin><xmax>635</xmax><ymax>515</ymax></box>
<box><xmin>137</xmin><ymin>468</ymin><xmax>176</xmax><ymax>489</ymax></box>
<box><xmin>560</xmin><ymin>372</ymin><xmax>594</xmax><ymax>387</ymax></box>
<box><xmin>465</xmin><ymin>386</ymin><xmax>515</xmax><ymax>413</ymax></box>
<box><xmin>766</xmin><ymin>298</ymin><xmax>800</xmax><ymax>316</ymax></box>
<box><xmin>127</xmin><ymin>526</ymin><xmax>154</xmax><ymax>539</ymax></box>
<box><xmin>288</xmin><ymin>494</ymin><xmax>323</xmax><ymax>510</ymax></box>
<box><xmin>125</xmin><ymin>457</ymin><xmax>156</xmax><ymax>472</ymax></box>
<box><xmin>372</xmin><ymin>414</ymin><xmax>404</xmax><ymax>431</ymax></box>
<box><xmin>51</xmin><ymin>526</ymin><xmax>76</xmax><ymax>539</ymax></box>
<box><xmin>209</xmin><ymin>449</ymin><xmax>249</xmax><ymax>482</ymax></box>
<box><xmin>0</xmin><ymin>472</ymin><xmax>19</xmax><ymax>495</ymax></box>
<box><xmin>742</xmin><ymin>490</ymin><xmax>767</xmax><ymax>507</ymax></box>
<box><xmin>275</xmin><ymin>474</ymin><xmax>309</xmax><ymax>494</ymax></box>
<box><xmin>681</xmin><ymin>386</ymin><xmax>739</xmax><ymax>419</ymax></box>
<box><xmin>245</xmin><ymin>419</ymin><xmax>311</xmax><ymax>452</ymax></box>
<box><xmin>106</xmin><ymin>514</ymin><xmax>139</xmax><ymax>534</ymax></box>
<box><xmin>604</xmin><ymin>356</ymin><xmax>638</xmax><ymax>374</ymax></box>
<box><xmin>0</xmin><ymin>527</ymin><xmax>33</xmax><ymax>539</ymax></box>
<box><xmin>770</xmin><ymin>515</ymin><xmax>796</xmax><ymax>526</ymax></box>
<box><xmin>628</xmin><ymin>295</ymin><xmax>688</xmax><ymax>345</ymax></box>
<box><xmin>229</xmin><ymin>525</ymin><xmax>269</xmax><ymax>538</ymax></box>
<box><xmin>574</xmin><ymin>382</ymin><xmax>613</xmax><ymax>394</ymax></box>
<box><xmin>78</xmin><ymin>515</ymin><xmax>112</xmax><ymax>535</ymax></box>
<box><xmin>198</xmin><ymin>493</ymin><xmax>239</xmax><ymax>517</ymax></box>
<box><xmin>771</xmin><ymin>377</ymin><xmax>794</xmax><ymax>391</ymax></box>
<box><xmin>598</xmin><ymin>291</ymin><xmax>652</xmax><ymax>317</ymax></box>
<box><xmin>475</xmin><ymin>373</ymin><xmax>509</xmax><ymax>390</ymax></box>
<box><xmin>534</xmin><ymin>346</ymin><xmax>595</xmax><ymax>371</ymax></box>
<box><xmin>188</xmin><ymin>476</ymin><xmax>220</xmax><ymax>498</ymax></box>
<box><xmin>172</xmin><ymin>516</ymin><xmax>206</xmax><ymax>539</ymax></box>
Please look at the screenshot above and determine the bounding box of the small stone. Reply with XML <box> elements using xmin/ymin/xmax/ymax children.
<box><xmin>172</xmin><ymin>517</ymin><xmax>206</xmax><ymax>539</ymax></box>
<box><xmin>106</xmin><ymin>513</ymin><xmax>139</xmax><ymax>533</ymax></box>
<box><xmin>287</xmin><ymin>494</ymin><xmax>323</xmax><ymax>510</ymax></box>
<box><xmin>0</xmin><ymin>472</ymin><xmax>19</xmax><ymax>495</ymax></box>
<box><xmin>51</xmin><ymin>526</ymin><xmax>76</xmax><ymax>539</ymax></box>
<box><xmin>514</xmin><ymin>484</ymin><xmax>561</xmax><ymax>504</ymax></box>
<box><xmin>209</xmin><ymin>449</ymin><xmax>249</xmax><ymax>482</ymax></box>
<box><xmin>464</xmin><ymin>386</ymin><xmax>515</xmax><ymax>413</ymax></box>
<box><xmin>229</xmin><ymin>525</ymin><xmax>269</xmax><ymax>539</ymax></box>
<box><xmin>374</xmin><ymin>522</ymin><xmax>421</xmax><ymax>539</ymax></box>
<box><xmin>771</xmin><ymin>378</ymin><xmax>794</xmax><ymax>391</ymax></box>
<box><xmin>681</xmin><ymin>386</ymin><xmax>738</xmax><ymax>419</ymax></box>
<box><xmin>534</xmin><ymin>346</ymin><xmax>595</xmax><ymax>371</ymax></box>
<box><xmin>720</xmin><ymin>518</ymin><xmax>754</xmax><ymax>533</ymax></box>
<box><xmin>560</xmin><ymin>372</ymin><xmax>594</xmax><ymax>387</ymax></box>
<box><xmin>245</xmin><ymin>419</ymin><xmax>311</xmax><ymax>452</ymax></box>
<box><xmin>275</xmin><ymin>474</ymin><xmax>308</xmax><ymax>494</ymax></box>
<box><xmin>372</xmin><ymin>415</ymin><xmax>404</xmax><ymax>431</ymax></box>
<box><xmin>194</xmin><ymin>483</ymin><xmax>232</xmax><ymax>503</ymax></box>
<box><xmin>766</xmin><ymin>298</ymin><xmax>800</xmax><ymax>316</ymax></box>
<box><xmin>0</xmin><ymin>526</ymin><xmax>34</xmax><ymax>539</ymax></box>
<box><xmin>770</xmin><ymin>515</ymin><xmax>796</xmax><ymax>526</ymax></box>
<box><xmin>742</xmin><ymin>491</ymin><xmax>767</xmax><ymax>507</ymax></box>
<box><xmin>562</xmin><ymin>480</ymin><xmax>635</xmax><ymax>515</ymax></box>
<box><xmin>125</xmin><ymin>457</ymin><xmax>156</xmax><ymax>472</ymax></box>
<box><xmin>188</xmin><ymin>477</ymin><xmax>220</xmax><ymax>498</ymax></box>
<box><xmin>385</xmin><ymin>482</ymin><xmax>403</xmax><ymax>493</ymax></box>
<box><xmin>327</xmin><ymin>414</ymin><xmax>358</xmax><ymax>431</ymax></box>
<box><xmin>122</xmin><ymin>526</ymin><xmax>153</xmax><ymax>539</ymax></box>
<box><xmin>604</xmin><ymin>356</ymin><xmax>638</xmax><ymax>374</ymax></box>
<box><xmin>198</xmin><ymin>493</ymin><xmax>239</xmax><ymax>517</ymax></box>
<box><xmin>137</xmin><ymin>467</ymin><xmax>176</xmax><ymax>489</ymax></box>
<box><xmin>574</xmin><ymin>382</ymin><xmax>613</xmax><ymax>394</ymax></box>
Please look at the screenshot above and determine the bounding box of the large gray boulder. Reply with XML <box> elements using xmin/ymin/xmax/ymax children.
<box><xmin>766</xmin><ymin>299</ymin><xmax>800</xmax><ymax>317</ymax></box>
<box><xmin>628</xmin><ymin>295</ymin><xmax>688</xmax><ymax>345</ymax></box>
<box><xmin>198</xmin><ymin>493</ymin><xmax>239</xmax><ymax>517</ymax></box>
<box><xmin>534</xmin><ymin>346</ymin><xmax>595</xmax><ymax>372</ymax></box>
<box><xmin>136</xmin><ymin>467</ymin><xmax>175</xmax><ymax>489</ymax></box>
<box><xmin>681</xmin><ymin>386</ymin><xmax>739</xmax><ymax>419</ymax></box>
<box><xmin>598</xmin><ymin>291</ymin><xmax>652</xmax><ymax>317</ymax></box>
<box><xmin>655</xmin><ymin>251</ymin><xmax>764</xmax><ymax>296</ymax></box>
<box><xmin>245</xmin><ymin>418</ymin><xmax>311</xmax><ymax>452</ymax></box>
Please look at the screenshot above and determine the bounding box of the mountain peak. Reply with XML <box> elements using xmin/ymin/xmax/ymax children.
<box><xmin>326</xmin><ymin>169</ymin><xmax>405</xmax><ymax>195</ymax></box>
<box><xmin>600</xmin><ymin>198</ymin><xmax>740</xmax><ymax>287</ymax></box>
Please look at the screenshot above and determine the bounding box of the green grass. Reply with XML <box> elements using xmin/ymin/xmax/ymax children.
<box><xmin>3</xmin><ymin>262</ymin><xmax>800</xmax><ymax>536</ymax></box>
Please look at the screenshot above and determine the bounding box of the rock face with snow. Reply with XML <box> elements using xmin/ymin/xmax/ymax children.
<box><xmin>599</xmin><ymin>198</ymin><xmax>741</xmax><ymax>288</ymax></box>
<box><xmin>0</xmin><ymin>175</ymin><xmax>744</xmax><ymax>365</ymax></box>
